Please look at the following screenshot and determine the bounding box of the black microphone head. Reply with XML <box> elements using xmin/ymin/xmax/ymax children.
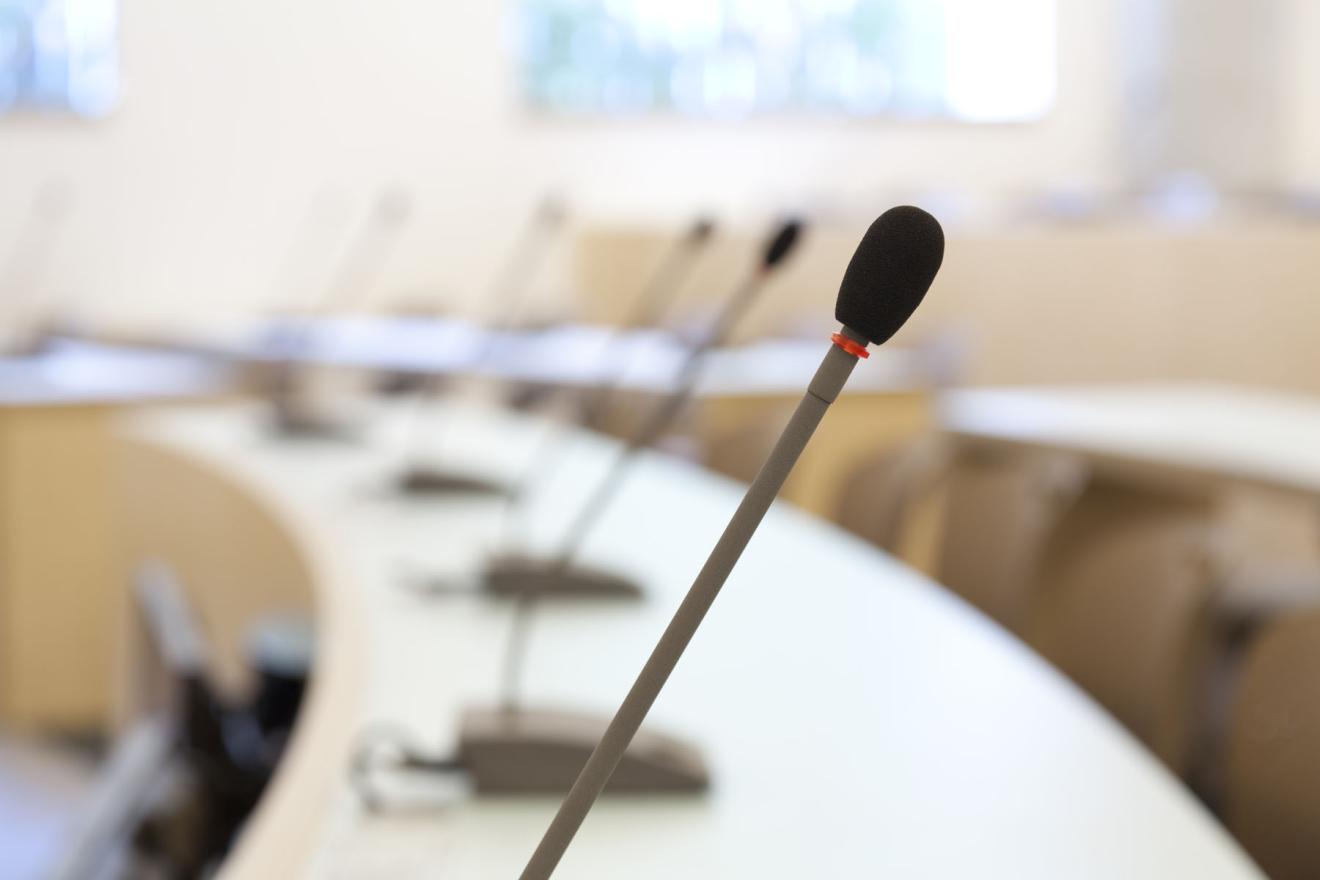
<box><xmin>835</xmin><ymin>206</ymin><xmax>944</xmax><ymax>346</ymax></box>
<box><xmin>688</xmin><ymin>216</ymin><xmax>717</xmax><ymax>245</ymax></box>
<box><xmin>761</xmin><ymin>218</ymin><xmax>804</xmax><ymax>271</ymax></box>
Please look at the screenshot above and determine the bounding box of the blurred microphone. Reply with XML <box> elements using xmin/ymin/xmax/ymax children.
<box><xmin>392</xmin><ymin>194</ymin><xmax>568</xmax><ymax>495</ymax></box>
<box><xmin>496</xmin><ymin>215</ymin><xmax>718</xmax><ymax>530</ymax></box>
<box><xmin>319</xmin><ymin>186</ymin><xmax>414</xmax><ymax>315</ymax></box>
<box><xmin>267</xmin><ymin>186</ymin><xmax>414</xmax><ymax>439</ymax></box>
<box><xmin>1</xmin><ymin>180</ymin><xmax>75</xmax><ymax>356</ymax></box>
<box><xmin>519</xmin><ymin>205</ymin><xmax>946</xmax><ymax>879</ymax></box>
<box><xmin>479</xmin><ymin>216</ymin><xmax>803</xmax><ymax>603</ymax></box>
<box><xmin>576</xmin><ymin>214</ymin><xmax>716</xmax><ymax>426</ymax></box>
<box><xmin>353</xmin><ymin>217</ymin><xmax>804</xmax><ymax>807</ymax></box>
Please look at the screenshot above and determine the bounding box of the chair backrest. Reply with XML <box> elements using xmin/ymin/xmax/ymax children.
<box><xmin>46</xmin><ymin>717</ymin><xmax>174</xmax><ymax>880</ymax></box>
<box><xmin>1028</xmin><ymin>481</ymin><xmax>1220</xmax><ymax>775</ymax></box>
<box><xmin>835</xmin><ymin>436</ymin><xmax>948</xmax><ymax>555</ymax></box>
<box><xmin>1224</xmin><ymin>610</ymin><xmax>1320</xmax><ymax>880</ymax></box>
<box><xmin>134</xmin><ymin>563</ymin><xmax>232</xmax><ymax>763</ymax></box>
<box><xmin>700</xmin><ymin>405</ymin><xmax>796</xmax><ymax>486</ymax></box>
<box><xmin>936</xmin><ymin>444</ymin><xmax>1088</xmax><ymax>632</ymax></box>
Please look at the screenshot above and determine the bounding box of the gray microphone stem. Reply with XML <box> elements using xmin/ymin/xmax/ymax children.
<box><xmin>402</xmin><ymin>211</ymin><xmax>561</xmax><ymax>458</ymax></box>
<box><xmin>501</xmin><ymin>226</ymin><xmax>714</xmax><ymax>525</ymax></box>
<box><xmin>499</xmin><ymin>269</ymin><xmax>767</xmax><ymax>711</ymax></box>
<box><xmin>518</xmin><ymin>327</ymin><xmax>867</xmax><ymax>880</ymax></box>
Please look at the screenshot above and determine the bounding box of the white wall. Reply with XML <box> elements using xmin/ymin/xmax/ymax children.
<box><xmin>1282</xmin><ymin>0</ymin><xmax>1320</xmax><ymax>189</ymax></box>
<box><xmin>2</xmin><ymin>0</ymin><xmax>1123</xmax><ymax>330</ymax></box>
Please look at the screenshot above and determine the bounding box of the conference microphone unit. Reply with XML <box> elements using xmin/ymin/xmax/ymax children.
<box><xmin>518</xmin><ymin>206</ymin><xmax>945</xmax><ymax>879</ymax></box>
<box><xmin>392</xmin><ymin>195</ymin><xmax>568</xmax><ymax>497</ymax></box>
<box><xmin>368</xmin><ymin>218</ymin><xmax>807</xmax><ymax>806</ymax></box>
<box><xmin>267</xmin><ymin>187</ymin><xmax>414</xmax><ymax>441</ymax></box>
<box><xmin>476</xmin><ymin>217</ymin><xmax>802</xmax><ymax>602</ymax></box>
<box><xmin>0</xmin><ymin>180</ymin><xmax>75</xmax><ymax>357</ymax></box>
<box><xmin>495</xmin><ymin>214</ymin><xmax>718</xmax><ymax>542</ymax></box>
<box><xmin>572</xmin><ymin>214</ymin><xmax>716</xmax><ymax>433</ymax></box>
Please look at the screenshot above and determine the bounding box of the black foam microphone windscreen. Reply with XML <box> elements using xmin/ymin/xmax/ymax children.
<box><xmin>835</xmin><ymin>205</ymin><xmax>944</xmax><ymax>345</ymax></box>
<box><xmin>761</xmin><ymin>218</ymin><xmax>804</xmax><ymax>270</ymax></box>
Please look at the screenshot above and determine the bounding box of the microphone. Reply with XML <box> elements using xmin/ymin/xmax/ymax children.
<box><xmin>518</xmin><ymin>205</ymin><xmax>945</xmax><ymax>880</ymax></box>
<box><xmin>479</xmin><ymin>217</ymin><xmax>802</xmax><ymax>602</ymax></box>
<box><xmin>319</xmin><ymin>186</ymin><xmax>414</xmax><ymax>314</ymax></box>
<box><xmin>1</xmin><ymin>180</ymin><xmax>75</xmax><ymax>356</ymax></box>
<box><xmin>496</xmin><ymin>214</ymin><xmax>719</xmax><ymax>535</ymax></box>
<box><xmin>353</xmin><ymin>217</ymin><xmax>804</xmax><ymax>807</ymax></box>
<box><xmin>623</xmin><ymin>215</ymin><xmax>717</xmax><ymax>331</ymax></box>
<box><xmin>393</xmin><ymin>194</ymin><xmax>569</xmax><ymax>495</ymax></box>
<box><xmin>267</xmin><ymin>186</ymin><xmax>414</xmax><ymax>440</ymax></box>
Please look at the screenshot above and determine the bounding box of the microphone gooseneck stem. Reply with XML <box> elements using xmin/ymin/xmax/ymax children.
<box><xmin>518</xmin><ymin>328</ymin><xmax>868</xmax><ymax>880</ymax></box>
<box><xmin>552</xmin><ymin>266</ymin><xmax>768</xmax><ymax>563</ymax></box>
<box><xmin>498</xmin><ymin>269</ymin><xmax>766</xmax><ymax>711</ymax></box>
<box><xmin>498</xmin><ymin>232</ymin><xmax>713</xmax><ymax>539</ymax></box>
<box><xmin>321</xmin><ymin>210</ymin><xmax>407</xmax><ymax>317</ymax></box>
<box><xmin>2</xmin><ymin>190</ymin><xmax>70</xmax><ymax>346</ymax></box>
<box><xmin>402</xmin><ymin>209</ymin><xmax>562</xmax><ymax>461</ymax></box>
<box><xmin>575</xmin><ymin>232</ymin><xmax>710</xmax><ymax>428</ymax></box>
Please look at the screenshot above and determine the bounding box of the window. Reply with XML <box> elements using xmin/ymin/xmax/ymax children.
<box><xmin>518</xmin><ymin>0</ymin><xmax>1056</xmax><ymax>122</ymax></box>
<box><xmin>0</xmin><ymin>0</ymin><xmax>118</xmax><ymax>117</ymax></box>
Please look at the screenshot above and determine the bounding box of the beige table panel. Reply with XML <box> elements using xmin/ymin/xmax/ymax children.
<box><xmin>0</xmin><ymin>406</ymin><xmax>120</xmax><ymax>730</ymax></box>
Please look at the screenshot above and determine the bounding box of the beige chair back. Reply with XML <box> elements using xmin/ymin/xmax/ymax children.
<box><xmin>835</xmin><ymin>436</ymin><xmax>948</xmax><ymax>555</ymax></box>
<box><xmin>700</xmin><ymin>405</ymin><xmax>797</xmax><ymax>486</ymax></box>
<box><xmin>1029</xmin><ymin>482</ymin><xmax>1220</xmax><ymax>775</ymax></box>
<box><xmin>1223</xmin><ymin>610</ymin><xmax>1320</xmax><ymax>880</ymax></box>
<box><xmin>936</xmin><ymin>444</ymin><xmax>1088</xmax><ymax>632</ymax></box>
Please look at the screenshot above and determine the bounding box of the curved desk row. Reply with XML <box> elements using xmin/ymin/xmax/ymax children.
<box><xmin>119</xmin><ymin>402</ymin><xmax>1261</xmax><ymax>878</ymax></box>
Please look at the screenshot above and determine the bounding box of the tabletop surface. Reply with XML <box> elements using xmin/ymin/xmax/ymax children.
<box><xmin>940</xmin><ymin>383</ymin><xmax>1320</xmax><ymax>497</ymax></box>
<box><xmin>123</xmin><ymin>399</ymin><xmax>1263</xmax><ymax>879</ymax></box>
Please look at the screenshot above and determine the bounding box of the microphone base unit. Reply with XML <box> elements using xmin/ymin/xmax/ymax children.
<box><xmin>458</xmin><ymin>707</ymin><xmax>708</xmax><ymax>794</ymax></box>
<box><xmin>394</xmin><ymin>465</ymin><xmax>512</xmax><ymax>498</ymax></box>
<box><xmin>505</xmin><ymin>381</ymin><xmax>559</xmax><ymax>413</ymax></box>
<box><xmin>374</xmin><ymin>370</ymin><xmax>434</xmax><ymax>397</ymax></box>
<box><xmin>266</xmin><ymin>405</ymin><xmax>362</xmax><ymax>444</ymax></box>
<box><xmin>482</xmin><ymin>553</ymin><xmax>645</xmax><ymax>600</ymax></box>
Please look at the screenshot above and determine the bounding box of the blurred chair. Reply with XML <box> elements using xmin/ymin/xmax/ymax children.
<box><xmin>128</xmin><ymin>562</ymin><xmax>277</xmax><ymax>877</ymax></box>
<box><xmin>1027</xmin><ymin>482</ymin><xmax>1222</xmax><ymax>775</ymax></box>
<box><xmin>47</xmin><ymin>720</ymin><xmax>171</xmax><ymax>880</ymax></box>
<box><xmin>1213</xmin><ymin>493</ymin><xmax>1320</xmax><ymax>626</ymax></box>
<box><xmin>935</xmin><ymin>444</ymin><xmax>1089</xmax><ymax>633</ymax></box>
<box><xmin>700</xmin><ymin>405</ymin><xmax>796</xmax><ymax>486</ymax></box>
<box><xmin>1222</xmin><ymin>609</ymin><xmax>1320</xmax><ymax>880</ymax></box>
<box><xmin>834</xmin><ymin>436</ymin><xmax>949</xmax><ymax>555</ymax></box>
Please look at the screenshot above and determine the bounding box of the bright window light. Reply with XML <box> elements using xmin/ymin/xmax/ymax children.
<box><xmin>519</xmin><ymin>0</ymin><xmax>1057</xmax><ymax>121</ymax></box>
<box><xmin>0</xmin><ymin>0</ymin><xmax>119</xmax><ymax>118</ymax></box>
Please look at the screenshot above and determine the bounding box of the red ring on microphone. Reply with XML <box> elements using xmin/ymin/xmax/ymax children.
<box><xmin>831</xmin><ymin>332</ymin><xmax>869</xmax><ymax>359</ymax></box>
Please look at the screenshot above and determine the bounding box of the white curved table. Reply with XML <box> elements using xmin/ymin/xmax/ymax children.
<box><xmin>122</xmin><ymin>401</ymin><xmax>1264</xmax><ymax>879</ymax></box>
<box><xmin>940</xmin><ymin>384</ymin><xmax>1320</xmax><ymax>499</ymax></box>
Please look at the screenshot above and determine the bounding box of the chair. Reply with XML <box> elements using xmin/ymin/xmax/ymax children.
<box><xmin>834</xmin><ymin>436</ymin><xmax>948</xmax><ymax>555</ymax></box>
<box><xmin>1027</xmin><ymin>481</ymin><xmax>1222</xmax><ymax>775</ymax></box>
<box><xmin>1222</xmin><ymin>610</ymin><xmax>1320</xmax><ymax>880</ymax></box>
<box><xmin>128</xmin><ymin>563</ymin><xmax>275</xmax><ymax>877</ymax></box>
<box><xmin>935</xmin><ymin>443</ymin><xmax>1089</xmax><ymax>633</ymax></box>
<box><xmin>1212</xmin><ymin>492</ymin><xmax>1320</xmax><ymax>626</ymax></box>
<box><xmin>700</xmin><ymin>404</ymin><xmax>796</xmax><ymax>486</ymax></box>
